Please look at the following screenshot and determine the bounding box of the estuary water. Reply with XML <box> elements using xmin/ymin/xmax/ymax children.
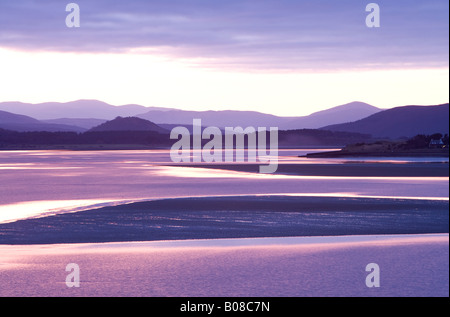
<box><xmin>0</xmin><ymin>149</ymin><xmax>448</xmax><ymax>223</ymax></box>
<box><xmin>0</xmin><ymin>149</ymin><xmax>448</xmax><ymax>297</ymax></box>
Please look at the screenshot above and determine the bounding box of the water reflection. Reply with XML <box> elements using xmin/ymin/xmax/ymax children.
<box><xmin>154</xmin><ymin>165</ymin><xmax>449</xmax><ymax>182</ymax></box>
<box><xmin>0</xmin><ymin>150</ymin><xmax>448</xmax><ymax>223</ymax></box>
<box><xmin>0</xmin><ymin>199</ymin><xmax>122</xmax><ymax>224</ymax></box>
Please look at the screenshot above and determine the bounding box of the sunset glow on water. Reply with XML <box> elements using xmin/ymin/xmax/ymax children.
<box><xmin>0</xmin><ymin>150</ymin><xmax>448</xmax><ymax>223</ymax></box>
<box><xmin>0</xmin><ymin>0</ymin><xmax>448</xmax><ymax>301</ymax></box>
<box><xmin>0</xmin><ymin>234</ymin><xmax>447</xmax><ymax>297</ymax></box>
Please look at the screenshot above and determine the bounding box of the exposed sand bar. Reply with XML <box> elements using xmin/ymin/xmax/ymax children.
<box><xmin>165</xmin><ymin>162</ymin><xmax>449</xmax><ymax>177</ymax></box>
<box><xmin>0</xmin><ymin>234</ymin><xmax>447</xmax><ymax>297</ymax></box>
<box><xmin>0</xmin><ymin>196</ymin><xmax>448</xmax><ymax>244</ymax></box>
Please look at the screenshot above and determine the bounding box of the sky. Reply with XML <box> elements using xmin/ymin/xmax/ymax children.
<box><xmin>0</xmin><ymin>0</ymin><xmax>448</xmax><ymax>116</ymax></box>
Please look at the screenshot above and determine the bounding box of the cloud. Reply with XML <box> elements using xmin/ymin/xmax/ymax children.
<box><xmin>0</xmin><ymin>0</ymin><xmax>448</xmax><ymax>71</ymax></box>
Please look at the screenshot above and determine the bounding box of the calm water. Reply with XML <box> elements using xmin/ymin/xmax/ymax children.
<box><xmin>0</xmin><ymin>150</ymin><xmax>448</xmax><ymax>297</ymax></box>
<box><xmin>0</xmin><ymin>149</ymin><xmax>448</xmax><ymax>223</ymax></box>
<box><xmin>0</xmin><ymin>234</ymin><xmax>448</xmax><ymax>297</ymax></box>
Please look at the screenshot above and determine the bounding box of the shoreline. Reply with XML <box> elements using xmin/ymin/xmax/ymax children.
<box><xmin>0</xmin><ymin>144</ymin><xmax>169</xmax><ymax>151</ymax></box>
<box><xmin>305</xmin><ymin>149</ymin><xmax>450</xmax><ymax>158</ymax></box>
<box><xmin>1</xmin><ymin>145</ymin><xmax>449</xmax><ymax>157</ymax></box>
<box><xmin>164</xmin><ymin>162</ymin><xmax>450</xmax><ymax>177</ymax></box>
<box><xmin>0</xmin><ymin>232</ymin><xmax>447</xmax><ymax>250</ymax></box>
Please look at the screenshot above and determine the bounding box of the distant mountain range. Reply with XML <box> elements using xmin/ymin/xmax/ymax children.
<box><xmin>323</xmin><ymin>103</ymin><xmax>449</xmax><ymax>138</ymax></box>
<box><xmin>271</xmin><ymin>102</ymin><xmax>381</xmax><ymax>130</ymax></box>
<box><xmin>136</xmin><ymin>101</ymin><xmax>381</xmax><ymax>129</ymax></box>
<box><xmin>0</xmin><ymin>100</ymin><xmax>175</xmax><ymax>121</ymax></box>
<box><xmin>0</xmin><ymin>100</ymin><xmax>448</xmax><ymax>140</ymax></box>
<box><xmin>42</xmin><ymin>118</ymin><xmax>107</xmax><ymax>130</ymax></box>
<box><xmin>0</xmin><ymin>110</ymin><xmax>85</xmax><ymax>132</ymax></box>
<box><xmin>0</xmin><ymin>100</ymin><xmax>381</xmax><ymax>130</ymax></box>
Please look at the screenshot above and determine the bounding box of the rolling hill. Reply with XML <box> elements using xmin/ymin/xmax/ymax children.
<box><xmin>137</xmin><ymin>109</ymin><xmax>286</xmax><ymax>128</ymax></box>
<box><xmin>0</xmin><ymin>100</ymin><xmax>381</xmax><ymax>130</ymax></box>
<box><xmin>0</xmin><ymin>100</ymin><xmax>174</xmax><ymax>120</ymax></box>
<box><xmin>281</xmin><ymin>102</ymin><xmax>381</xmax><ymax>129</ymax></box>
<box><xmin>0</xmin><ymin>110</ymin><xmax>85</xmax><ymax>132</ymax></box>
<box><xmin>2</xmin><ymin>100</ymin><xmax>447</xmax><ymax>139</ymax></box>
<box><xmin>322</xmin><ymin>103</ymin><xmax>449</xmax><ymax>139</ymax></box>
<box><xmin>88</xmin><ymin>116</ymin><xmax>168</xmax><ymax>134</ymax></box>
<box><xmin>137</xmin><ymin>101</ymin><xmax>381</xmax><ymax>129</ymax></box>
<box><xmin>42</xmin><ymin>118</ymin><xmax>107</xmax><ymax>130</ymax></box>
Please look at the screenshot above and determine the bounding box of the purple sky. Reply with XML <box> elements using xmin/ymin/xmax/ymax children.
<box><xmin>0</xmin><ymin>0</ymin><xmax>448</xmax><ymax>115</ymax></box>
<box><xmin>1</xmin><ymin>0</ymin><xmax>448</xmax><ymax>71</ymax></box>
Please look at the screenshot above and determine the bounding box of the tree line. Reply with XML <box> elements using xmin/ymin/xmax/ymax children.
<box><xmin>0</xmin><ymin>128</ymin><xmax>373</xmax><ymax>149</ymax></box>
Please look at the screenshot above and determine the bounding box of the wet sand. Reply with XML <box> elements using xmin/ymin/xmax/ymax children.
<box><xmin>165</xmin><ymin>162</ymin><xmax>449</xmax><ymax>177</ymax></box>
<box><xmin>0</xmin><ymin>196</ymin><xmax>447</xmax><ymax>244</ymax></box>
<box><xmin>0</xmin><ymin>234</ymin><xmax>447</xmax><ymax>297</ymax></box>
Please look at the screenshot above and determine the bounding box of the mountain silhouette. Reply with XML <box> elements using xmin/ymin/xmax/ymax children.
<box><xmin>0</xmin><ymin>99</ymin><xmax>381</xmax><ymax>129</ymax></box>
<box><xmin>0</xmin><ymin>110</ymin><xmax>85</xmax><ymax>132</ymax></box>
<box><xmin>88</xmin><ymin>116</ymin><xmax>168</xmax><ymax>133</ymax></box>
<box><xmin>281</xmin><ymin>102</ymin><xmax>381</xmax><ymax>129</ymax></box>
<box><xmin>322</xmin><ymin>104</ymin><xmax>449</xmax><ymax>139</ymax></box>
<box><xmin>138</xmin><ymin>109</ymin><xmax>286</xmax><ymax>128</ymax></box>
<box><xmin>138</xmin><ymin>101</ymin><xmax>381</xmax><ymax>129</ymax></box>
<box><xmin>0</xmin><ymin>100</ymin><xmax>174</xmax><ymax>120</ymax></box>
<box><xmin>42</xmin><ymin>118</ymin><xmax>107</xmax><ymax>129</ymax></box>
<box><xmin>0</xmin><ymin>110</ymin><xmax>39</xmax><ymax>124</ymax></box>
